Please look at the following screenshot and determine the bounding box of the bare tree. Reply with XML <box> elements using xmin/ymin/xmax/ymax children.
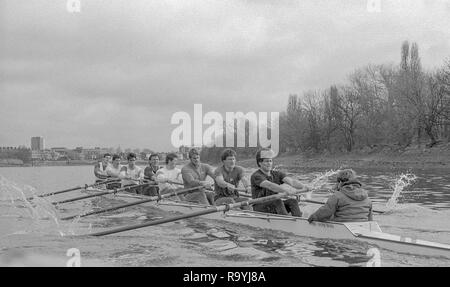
<box><xmin>303</xmin><ymin>91</ymin><xmax>323</xmax><ymax>152</ymax></box>
<box><xmin>336</xmin><ymin>86</ymin><xmax>362</xmax><ymax>152</ymax></box>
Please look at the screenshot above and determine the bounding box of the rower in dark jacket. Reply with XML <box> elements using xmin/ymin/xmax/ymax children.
<box><xmin>308</xmin><ymin>169</ymin><xmax>373</xmax><ymax>223</ymax></box>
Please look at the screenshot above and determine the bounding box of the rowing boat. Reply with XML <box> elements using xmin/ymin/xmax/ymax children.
<box><xmin>84</xmin><ymin>186</ymin><xmax>450</xmax><ymax>259</ymax></box>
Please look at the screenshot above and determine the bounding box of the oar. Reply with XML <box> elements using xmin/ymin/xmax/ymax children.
<box><xmin>90</xmin><ymin>190</ymin><xmax>305</xmax><ymax>236</ymax></box>
<box><xmin>51</xmin><ymin>182</ymin><xmax>155</xmax><ymax>205</ymax></box>
<box><xmin>26</xmin><ymin>178</ymin><xmax>121</xmax><ymax>201</ymax></box>
<box><xmin>166</xmin><ymin>180</ymin><xmax>184</xmax><ymax>186</ymax></box>
<box><xmin>60</xmin><ymin>186</ymin><xmax>203</xmax><ymax>220</ymax></box>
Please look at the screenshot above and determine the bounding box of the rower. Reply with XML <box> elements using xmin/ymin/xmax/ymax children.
<box><xmin>155</xmin><ymin>153</ymin><xmax>184</xmax><ymax>200</ymax></box>
<box><xmin>105</xmin><ymin>154</ymin><xmax>122</xmax><ymax>189</ymax></box>
<box><xmin>94</xmin><ymin>153</ymin><xmax>112</xmax><ymax>182</ymax></box>
<box><xmin>119</xmin><ymin>153</ymin><xmax>144</xmax><ymax>193</ymax></box>
<box><xmin>250</xmin><ymin>148</ymin><xmax>308</xmax><ymax>217</ymax></box>
<box><xmin>213</xmin><ymin>149</ymin><xmax>251</xmax><ymax>210</ymax></box>
<box><xmin>143</xmin><ymin>153</ymin><xmax>162</xmax><ymax>196</ymax></box>
<box><xmin>308</xmin><ymin>169</ymin><xmax>373</xmax><ymax>223</ymax></box>
<box><xmin>181</xmin><ymin>148</ymin><xmax>215</xmax><ymax>205</ymax></box>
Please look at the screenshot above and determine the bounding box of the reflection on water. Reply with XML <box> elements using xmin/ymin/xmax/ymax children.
<box><xmin>1</xmin><ymin>165</ymin><xmax>450</xmax><ymax>266</ymax></box>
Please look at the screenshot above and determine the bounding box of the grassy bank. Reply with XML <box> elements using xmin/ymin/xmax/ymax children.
<box><xmin>236</xmin><ymin>143</ymin><xmax>450</xmax><ymax>170</ymax></box>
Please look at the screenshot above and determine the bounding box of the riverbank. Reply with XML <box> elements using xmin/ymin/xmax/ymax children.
<box><xmin>238</xmin><ymin>142</ymin><xmax>450</xmax><ymax>170</ymax></box>
<box><xmin>2</xmin><ymin>143</ymin><xmax>450</xmax><ymax>170</ymax></box>
<box><xmin>0</xmin><ymin>160</ymin><xmax>97</xmax><ymax>167</ymax></box>
<box><xmin>0</xmin><ymin>159</ymin><xmax>190</xmax><ymax>168</ymax></box>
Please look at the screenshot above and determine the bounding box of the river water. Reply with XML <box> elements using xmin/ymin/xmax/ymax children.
<box><xmin>0</xmin><ymin>165</ymin><xmax>449</xmax><ymax>267</ymax></box>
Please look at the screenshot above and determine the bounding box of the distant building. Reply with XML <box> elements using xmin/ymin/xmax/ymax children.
<box><xmin>80</xmin><ymin>147</ymin><xmax>109</xmax><ymax>160</ymax></box>
<box><xmin>31</xmin><ymin>150</ymin><xmax>42</xmax><ymax>160</ymax></box>
<box><xmin>0</xmin><ymin>146</ymin><xmax>18</xmax><ymax>150</ymax></box>
<box><xmin>31</xmin><ymin>137</ymin><xmax>45</xmax><ymax>150</ymax></box>
<box><xmin>51</xmin><ymin>147</ymin><xmax>68</xmax><ymax>154</ymax></box>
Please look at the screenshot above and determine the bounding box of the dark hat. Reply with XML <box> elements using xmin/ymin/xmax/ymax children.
<box><xmin>336</xmin><ymin>169</ymin><xmax>357</xmax><ymax>183</ymax></box>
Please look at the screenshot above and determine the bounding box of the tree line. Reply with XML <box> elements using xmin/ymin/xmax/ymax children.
<box><xmin>200</xmin><ymin>41</ymin><xmax>450</xmax><ymax>162</ymax></box>
<box><xmin>280</xmin><ymin>41</ymin><xmax>450</xmax><ymax>153</ymax></box>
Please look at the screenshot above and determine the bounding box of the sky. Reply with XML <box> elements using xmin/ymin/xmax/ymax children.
<box><xmin>1</xmin><ymin>0</ymin><xmax>449</xmax><ymax>152</ymax></box>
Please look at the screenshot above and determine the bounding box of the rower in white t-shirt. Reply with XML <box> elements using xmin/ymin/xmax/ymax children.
<box><xmin>94</xmin><ymin>153</ymin><xmax>112</xmax><ymax>182</ymax></box>
<box><xmin>156</xmin><ymin>153</ymin><xmax>183</xmax><ymax>199</ymax></box>
<box><xmin>119</xmin><ymin>153</ymin><xmax>144</xmax><ymax>187</ymax></box>
<box><xmin>106</xmin><ymin>154</ymin><xmax>122</xmax><ymax>178</ymax></box>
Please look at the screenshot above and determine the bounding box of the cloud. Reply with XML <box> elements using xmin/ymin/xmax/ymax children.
<box><xmin>1</xmin><ymin>0</ymin><xmax>449</xmax><ymax>150</ymax></box>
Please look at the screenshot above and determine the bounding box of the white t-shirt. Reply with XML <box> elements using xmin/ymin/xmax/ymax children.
<box><xmin>156</xmin><ymin>167</ymin><xmax>182</xmax><ymax>191</ymax></box>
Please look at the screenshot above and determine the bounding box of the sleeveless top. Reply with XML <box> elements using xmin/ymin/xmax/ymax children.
<box><xmin>95</xmin><ymin>161</ymin><xmax>109</xmax><ymax>178</ymax></box>
<box><xmin>120</xmin><ymin>165</ymin><xmax>143</xmax><ymax>186</ymax></box>
<box><xmin>106</xmin><ymin>164</ymin><xmax>122</xmax><ymax>178</ymax></box>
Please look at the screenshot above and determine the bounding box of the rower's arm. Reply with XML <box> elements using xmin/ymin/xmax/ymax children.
<box><xmin>144</xmin><ymin>173</ymin><xmax>155</xmax><ymax>181</ymax></box>
<box><xmin>155</xmin><ymin>170</ymin><xmax>167</xmax><ymax>183</ymax></box>
<box><xmin>215</xmin><ymin>175</ymin><xmax>236</xmax><ymax>191</ymax></box>
<box><xmin>176</xmin><ymin>170</ymin><xmax>183</xmax><ymax>183</ymax></box>
<box><xmin>205</xmin><ymin>164</ymin><xmax>217</xmax><ymax>181</ymax></box>
<box><xmin>308</xmin><ymin>196</ymin><xmax>338</xmax><ymax>222</ymax></box>
<box><xmin>181</xmin><ymin>168</ymin><xmax>204</xmax><ymax>187</ymax></box>
<box><xmin>241</xmin><ymin>177</ymin><xmax>251</xmax><ymax>193</ymax></box>
<box><xmin>94</xmin><ymin>163</ymin><xmax>108</xmax><ymax>179</ymax></box>
<box><xmin>95</xmin><ymin>174</ymin><xmax>109</xmax><ymax>180</ymax></box>
<box><xmin>282</xmin><ymin>177</ymin><xmax>309</xmax><ymax>192</ymax></box>
<box><xmin>106</xmin><ymin>168</ymin><xmax>115</xmax><ymax>178</ymax></box>
<box><xmin>260</xmin><ymin>180</ymin><xmax>292</xmax><ymax>194</ymax></box>
<box><xmin>118</xmin><ymin>166</ymin><xmax>129</xmax><ymax>179</ymax></box>
<box><xmin>94</xmin><ymin>164</ymin><xmax>99</xmax><ymax>175</ymax></box>
<box><xmin>138</xmin><ymin>168</ymin><xmax>145</xmax><ymax>180</ymax></box>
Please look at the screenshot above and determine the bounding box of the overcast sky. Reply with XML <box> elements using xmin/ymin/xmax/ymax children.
<box><xmin>1</xmin><ymin>0</ymin><xmax>449</xmax><ymax>152</ymax></box>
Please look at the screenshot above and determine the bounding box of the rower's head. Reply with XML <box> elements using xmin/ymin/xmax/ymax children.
<box><xmin>188</xmin><ymin>148</ymin><xmax>201</xmax><ymax>167</ymax></box>
<box><xmin>336</xmin><ymin>169</ymin><xmax>357</xmax><ymax>183</ymax></box>
<box><xmin>127</xmin><ymin>153</ymin><xmax>137</xmax><ymax>167</ymax></box>
<box><xmin>148</xmin><ymin>153</ymin><xmax>160</xmax><ymax>167</ymax></box>
<box><xmin>221</xmin><ymin>149</ymin><xmax>236</xmax><ymax>170</ymax></box>
<box><xmin>102</xmin><ymin>153</ymin><xmax>112</xmax><ymax>164</ymax></box>
<box><xmin>165</xmin><ymin>153</ymin><xmax>178</xmax><ymax>168</ymax></box>
<box><xmin>112</xmin><ymin>154</ymin><xmax>121</xmax><ymax>167</ymax></box>
<box><xmin>256</xmin><ymin>148</ymin><xmax>275</xmax><ymax>172</ymax></box>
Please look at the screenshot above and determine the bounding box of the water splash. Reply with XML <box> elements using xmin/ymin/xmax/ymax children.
<box><xmin>385</xmin><ymin>173</ymin><xmax>417</xmax><ymax>210</ymax></box>
<box><xmin>304</xmin><ymin>170</ymin><xmax>339</xmax><ymax>199</ymax></box>
<box><xmin>0</xmin><ymin>174</ymin><xmax>65</xmax><ymax>236</ymax></box>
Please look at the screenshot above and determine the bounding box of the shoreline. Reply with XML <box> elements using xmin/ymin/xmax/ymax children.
<box><xmin>240</xmin><ymin>144</ymin><xmax>450</xmax><ymax>170</ymax></box>
<box><xmin>237</xmin><ymin>154</ymin><xmax>450</xmax><ymax>170</ymax></box>
<box><xmin>2</xmin><ymin>144</ymin><xmax>450</xmax><ymax>170</ymax></box>
<box><xmin>0</xmin><ymin>159</ymin><xmax>190</xmax><ymax>168</ymax></box>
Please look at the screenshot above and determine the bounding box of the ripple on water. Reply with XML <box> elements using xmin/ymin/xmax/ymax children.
<box><xmin>2</xmin><ymin>168</ymin><xmax>450</xmax><ymax>266</ymax></box>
